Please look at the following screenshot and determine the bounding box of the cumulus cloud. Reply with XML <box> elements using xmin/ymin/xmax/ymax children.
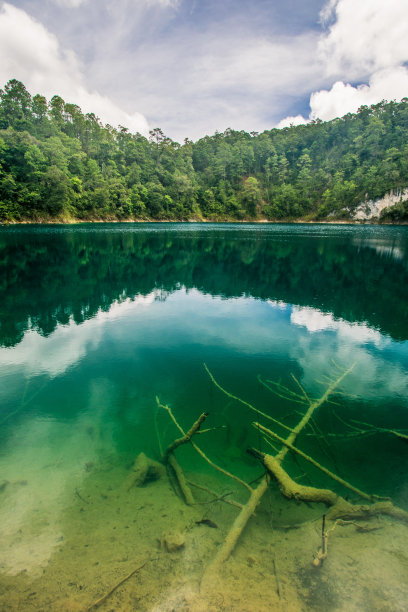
<box><xmin>309</xmin><ymin>67</ymin><xmax>408</xmax><ymax>121</ymax></box>
<box><xmin>0</xmin><ymin>2</ymin><xmax>149</xmax><ymax>134</ymax></box>
<box><xmin>2</xmin><ymin>0</ymin><xmax>406</xmax><ymax>139</ymax></box>
<box><xmin>0</xmin><ymin>1</ymin><xmax>324</xmax><ymax>139</ymax></box>
<box><xmin>319</xmin><ymin>0</ymin><xmax>337</xmax><ymax>25</ymax></box>
<box><xmin>318</xmin><ymin>0</ymin><xmax>408</xmax><ymax>77</ymax></box>
<box><xmin>277</xmin><ymin>0</ymin><xmax>408</xmax><ymax>129</ymax></box>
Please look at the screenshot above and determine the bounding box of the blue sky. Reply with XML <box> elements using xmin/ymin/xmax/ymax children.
<box><xmin>1</xmin><ymin>0</ymin><xmax>407</xmax><ymax>141</ymax></box>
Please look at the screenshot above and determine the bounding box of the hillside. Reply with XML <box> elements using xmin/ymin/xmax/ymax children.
<box><xmin>0</xmin><ymin>79</ymin><xmax>407</xmax><ymax>222</ymax></box>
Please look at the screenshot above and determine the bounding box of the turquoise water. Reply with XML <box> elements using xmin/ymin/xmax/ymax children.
<box><xmin>0</xmin><ymin>223</ymin><xmax>408</xmax><ymax>611</ymax></box>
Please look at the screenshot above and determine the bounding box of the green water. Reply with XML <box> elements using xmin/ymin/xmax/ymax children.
<box><xmin>1</xmin><ymin>223</ymin><xmax>408</xmax><ymax>611</ymax></box>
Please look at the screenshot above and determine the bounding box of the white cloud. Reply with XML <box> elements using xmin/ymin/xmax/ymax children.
<box><xmin>310</xmin><ymin>66</ymin><xmax>408</xmax><ymax>121</ymax></box>
<box><xmin>0</xmin><ymin>2</ymin><xmax>323</xmax><ymax>140</ymax></box>
<box><xmin>277</xmin><ymin>0</ymin><xmax>408</xmax><ymax>129</ymax></box>
<box><xmin>91</xmin><ymin>29</ymin><xmax>321</xmax><ymax>140</ymax></box>
<box><xmin>0</xmin><ymin>3</ymin><xmax>149</xmax><ymax>134</ymax></box>
<box><xmin>319</xmin><ymin>0</ymin><xmax>337</xmax><ymax>25</ymax></box>
<box><xmin>318</xmin><ymin>0</ymin><xmax>408</xmax><ymax>77</ymax></box>
<box><xmin>276</xmin><ymin>114</ymin><xmax>308</xmax><ymax>129</ymax></box>
<box><xmin>3</xmin><ymin>0</ymin><xmax>407</xmax><ymax>140</ymax></box>
<box><xmin>194</xmin><ymin>35</ymin><xmax>319</xmax><ymax>94</ymax></box>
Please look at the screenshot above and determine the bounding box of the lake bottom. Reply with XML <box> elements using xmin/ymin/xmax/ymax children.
<box><xmin>1</xmin><ymin>444</ymin><xmax>407</xmax><ymax>612</ymax></box>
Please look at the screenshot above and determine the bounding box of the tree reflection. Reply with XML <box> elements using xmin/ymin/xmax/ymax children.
<box><xmin>1</xmin><ymin>226</ymin><xmax>407</xmax><ymax>347</ymax></box>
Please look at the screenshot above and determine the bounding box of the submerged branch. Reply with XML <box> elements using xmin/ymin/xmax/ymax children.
<box><xmin>201</xmin><ymin>362</ymin><xmax>357</xmax><ymax>577</ymax></box>
<box><xmin>157</xmin><ymin>397</ymin><xmax>252</xmax><ymax>492</ymax></box>
<box><xmin>276</xmin><ymin>364</ymin><xmax>355</xmax><ymax>464</ymax></box>
<box><xmin>86</xmin><ymin>558</ymin><xmax>157</xmax><ymax>611</ymax></box>
<box><xmin>290</xmin><ymin>373</ymin><xmax>312</xmax><ymax>405</ymax></box>
<box><xmin>350</xmin><ymin>419</ymin><xmax>408</xmax><ymax>440</ymax></box>
<box><xmin>201</xmin><ymin>475</ymin><xmax>270</xmax><ymax>589</ymax></box>
<box><xmin>248</xmin><ymin>448</ymin><xmax>408</xmax><ymax>525</ymax></box>
<box><xmin>186</xmin><ymin>480</ymin><xmax>244</xmax><ymax>510</ymax></box>
<box><xmin>162</xmin><ymin>409</ymin><xmax>208</xmax><ymax>462</ymax></box>
<box><xmin>204</xmin><ymin>364</ymin><xmax>296</xmax><ymax>432</ymax></box>
<box><xmin>252</xmin><ymin>427</ymin><xmax>373</xmax><ymax>501</ymax></box>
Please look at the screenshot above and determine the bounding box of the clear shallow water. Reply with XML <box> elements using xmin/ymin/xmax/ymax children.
<box><xmin>0</xmin><ymin>223</ymin><xmax>408</xmax><ymax>611</ymax></box>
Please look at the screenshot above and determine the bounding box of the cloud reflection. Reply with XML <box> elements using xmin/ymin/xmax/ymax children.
<box><xmin>0</xmin><ymin>291</ymin><xmax>158</xmax><ymax>378</ymax></box>
<box><xmin>1</xmin><ymin>288</ymin><xmax>406</xmax><ymax>415</ymax></box>
<box><xmin>290</xmin><ymin>305</ymin><xmax>384</xmax><ymax>346</ymax></box>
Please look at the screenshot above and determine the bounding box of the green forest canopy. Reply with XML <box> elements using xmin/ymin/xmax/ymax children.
<box><xmin>0</xmin><ymin>79</ymin><xmax>407</xmax><ymax>222</ymax></box>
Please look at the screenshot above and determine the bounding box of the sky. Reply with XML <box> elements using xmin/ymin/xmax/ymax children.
<box><xmin>0</xmin><ymin>0</ymin><xmax>407</xmax><ymax>141</ymax></box>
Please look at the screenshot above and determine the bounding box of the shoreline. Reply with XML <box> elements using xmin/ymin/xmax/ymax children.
<box><xmin>2</xmin><ymin>217</ymin><xmax>407</xmax><ymax>226</ymax></box>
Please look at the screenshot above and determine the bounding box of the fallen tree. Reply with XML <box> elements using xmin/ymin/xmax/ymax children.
<box><xmin>128</xmin><ymin>362</ymin><xmax>408</xmax><ymax>591</ymax></box>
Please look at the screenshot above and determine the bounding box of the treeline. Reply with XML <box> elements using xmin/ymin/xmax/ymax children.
<box><xmin>0</xmin><ymin>79</ymin><xmax>408</xmax><ymax>222</ymax></box>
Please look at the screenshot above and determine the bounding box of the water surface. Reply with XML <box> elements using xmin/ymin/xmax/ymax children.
<box><xmin>1</xmin><ymin>223</ymin><xmax>407</xmax><ymax>611</ymax></box>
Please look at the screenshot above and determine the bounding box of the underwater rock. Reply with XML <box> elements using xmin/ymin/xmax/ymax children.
<box><xmin>126</xmin><ymin>452</ymin><xmax>165</xmax><ymax>490</ymax></box>
<box><xmin>0</xmin><ymin>480</ymin><xmax>9</xmax><ymax>493</ymax></box>
<box><xmin>160</xmin><ymin>531</ymin><xmax>185</xmax><ymax>553</ymax></box>
<box><xmin>84</xmin><ymin>461</ymin><xmax>94</xmax><ymax>472</ymax></box>
<box><xmin>195</xmin><ymin>519</ymin><xmax>218</xmax><ymax>529</ymax></box>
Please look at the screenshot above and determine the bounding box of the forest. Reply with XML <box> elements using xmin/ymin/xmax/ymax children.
<box><xmin>0</xmin><ymin>79</ymin><xmax>407</xmax><ymax>222</ymax></box>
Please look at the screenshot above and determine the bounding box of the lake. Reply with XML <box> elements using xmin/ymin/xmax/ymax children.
<box><xmin>0</xmin><ymin>223</ymin><xmax>407</xmax><ymax>611</ymax></box>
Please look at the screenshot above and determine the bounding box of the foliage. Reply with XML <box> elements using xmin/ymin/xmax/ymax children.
<box><xmin>1</xmin><ymin>79</ymin><xmax>408</xmax><ymax>222</ymax></box>
<box><xmin>380</xmin><ymin>199</ymin><xmax>408</xmax><ymax>222</ymax></box>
